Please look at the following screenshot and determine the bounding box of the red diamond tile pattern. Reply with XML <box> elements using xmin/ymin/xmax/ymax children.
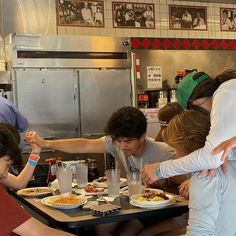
<box><xmin>131</xmin><ymin>38</ymin><xmax>236</xmax><ymax>50</ymax></box>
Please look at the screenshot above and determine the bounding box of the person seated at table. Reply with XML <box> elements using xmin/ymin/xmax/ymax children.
<box><xmin>155</xmin><ymin>102</ymin><xmax>184</xmax><ymax>142</ymax></box>
<box><xmin>0</xmin><ymin>124</ymin><xmax>74</xmax><ymax>236</ymax></box>
<box><xmin>26</xmin><ymin>106</ymin><xmax>176</xmax><ymax>180</ymax></box>
<box><xmin>0</xmin><ymin>123</ymin><xmax>41</xmax><ymax>190</ymax></box>
<box><xmin>150</xmin><ymin>109</ymin><xmax>236</xmax><ymax>235</ymax></box>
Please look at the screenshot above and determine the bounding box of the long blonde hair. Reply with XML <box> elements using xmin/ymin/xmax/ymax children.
<box><xmin>162</xmin><ymin>109</ymin><xmax>210</xmax><ymax>154</ymax></box>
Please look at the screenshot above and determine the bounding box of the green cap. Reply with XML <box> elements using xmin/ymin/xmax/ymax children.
<box><xmin>177</xmin><ymin>71</ymin><xmax>209</xmax><ymax>109</ymax></box>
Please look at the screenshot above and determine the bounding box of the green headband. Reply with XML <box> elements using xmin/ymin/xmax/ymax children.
<box><xmin>177</xmin><ymin>71</ymin><xmax>209</xmax><ymax>109</ymax></box>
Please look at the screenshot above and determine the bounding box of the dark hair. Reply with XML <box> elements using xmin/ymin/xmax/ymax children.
<box><xmin>155</xmin><ymin>102</ymin><xmax>184</xmax><ymax>142</ymax></box>
<box><xmin>189</xmin><ymin>69</ymin><xmax>236</xmax><ymax>109</ymax></box>
<box><xmin>105</xmin><ymin>106</ymin><xmax>147</xmax><ymax>140</ymax></box>
<box><xmin>0</xmin><ymin>124</ymin><xmax>22</xmax><ymax>168</ymax></box>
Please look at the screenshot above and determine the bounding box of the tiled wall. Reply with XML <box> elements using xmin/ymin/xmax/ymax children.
<box><xmin>57</xmin><ymin>0</ymin><xmax>236</xmax><ymax>39</ymax></box>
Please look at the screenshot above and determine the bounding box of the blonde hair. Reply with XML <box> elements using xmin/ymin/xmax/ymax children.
<box><xmin>162</xmin><ymin>109</ymin><xmax>210</xmax><ymax>154</ymax></box>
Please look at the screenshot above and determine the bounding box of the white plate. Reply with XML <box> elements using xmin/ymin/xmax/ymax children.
<box><xmin>93</xmin><ymin>177</ymin><xmax>127</xmax><ymax>188</ymax></box>
<box><xmin>17</xmin><ymin>187</ymin><xmax>53</xmax><ymax>198</ymax></box>
<box><xmin>122</xmin><ymin>188</ymin><xmax>163</xmax><ymax>197</ymax></box>
<box><xmin>41</xmin><ymin>194</ymin><xmax>87</xmax><ymax>210</ymax></box>
<box><xmin>131</xmin><ymin>193</ymin><xmax>174</xmax><ymax>207</ymax></box>
<box><xmin>130</xmin><ymin>199</ymin><xmax>175</xmax><ymax>209</ymax></box>
<box><xmin>75</xmin><ymin>188</ymin><xmax>107</xmax><ymax>196</ymax></box>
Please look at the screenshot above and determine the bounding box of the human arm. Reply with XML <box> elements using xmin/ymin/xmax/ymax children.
<box><xmin>13</xmin><ymin>217</ymin><xmax>74</xmax><ymax>236</ymax></box>
<box><xmin>2</xmin><ymin>144</ymin><xmax>41</xmax><ymax>190</ymax></box>
<box><xmin>159</xmin><ymin>85</ymin><xmax>236</xmax><ymax>179</ymax></box>
<box><xmin>25</xmin><ymin>131</ymin><xmax>107</xmax><ymax>154</ymax></box>
<box><xmin>178</xmin><ymin>179</ymin><xmax>190</xmax><ymax>200</ymax></box>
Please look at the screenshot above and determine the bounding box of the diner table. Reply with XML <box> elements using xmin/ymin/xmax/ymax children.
<box><xmin>9</xmin><ymin>188</ymin><xmax>188</xmax><ymax>234</ymax></box>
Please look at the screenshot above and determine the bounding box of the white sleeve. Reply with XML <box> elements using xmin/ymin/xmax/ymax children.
<box><xmin>160</xmin><ymin>82</ymin><xmax>236</xmax><ymax>178</ymax></box>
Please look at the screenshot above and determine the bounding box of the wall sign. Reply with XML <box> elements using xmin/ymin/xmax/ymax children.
<box><xmin>147</xmin><ymin>66</ymin><xmax>162</xmax><ymax>89</ymax></box>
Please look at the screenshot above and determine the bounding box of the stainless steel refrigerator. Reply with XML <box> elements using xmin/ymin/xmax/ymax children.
<box><xmin>5</xmin><ymin>34</ymin><xmax>133</xmax><ymax>140</ymax></box>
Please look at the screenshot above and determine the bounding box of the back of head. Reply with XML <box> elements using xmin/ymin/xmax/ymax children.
<box><xmin>0</xmin><ymin>124</ymin><xmax>22</xmax><ymax>167</ymax></box>
<box><xmin>162</xmin><ymin>109</ymin><xmax>210</xmax><ymax>154</ymax></box>
<box><xmin>155</xmin><ymin>102</ymin><xmax>184</xmax><ymax>142</ymax></box>
<box><xmin>105</xmin><ymin>106</ymin><xmax>147</xmax><ymax>140</ymax></box>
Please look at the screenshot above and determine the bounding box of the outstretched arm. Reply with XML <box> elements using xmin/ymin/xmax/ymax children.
<box><xmin>25</xmin><ymin>131</ymin><xmax>106</xmax><ymax>154</ymax></box>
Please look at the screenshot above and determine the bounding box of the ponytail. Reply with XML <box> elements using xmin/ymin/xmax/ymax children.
<box><xmin>215</xmin><ymin>69</ymin><xmax>236</xmax><ymax>84</ymax></box>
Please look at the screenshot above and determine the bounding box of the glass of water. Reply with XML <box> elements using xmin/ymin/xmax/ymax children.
<box><xmin>106</xmin><ymin>169</ymin><xmax>120</xmax><ymax>198</ymax></box>
<box><xmin>76</xmin><ymin>160</ymin><xmax>88</xmax><ymax>188</ymax></box>
<box><xmin>127</xmin><ymin>172</ymin><xmax>143</xmax><ymax>198</ymax></box>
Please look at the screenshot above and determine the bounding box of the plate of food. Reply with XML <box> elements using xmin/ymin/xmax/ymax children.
<box><xmin>75</xmin><ymin>184</ymin><xmax>107</xmax><ymax>196</ymax></box>
<box><xmin>130</xmin><ymin>199</ymin><xmax>175</xmax><ymax>209</ymax></box>
<box><xmin>17</xmin><ymin>187</ymin><xmax>53</xmax><ymax>198</ymax></box>
<box><xmin>131</xmin><ymin>191</ymin><xmax>174</xmax><ymax>207</ymax></box>
<box><xmin>122</xmin><ymin>187</ymin><xmax>163</xmax><ymax>197</ymax></box>
<box><xmin>41</xmin><ymin>194</ymin><xmax>87</xmax><ymax>210</ymax></box>
<box><xmin>93</xmin><ymin>177</ymin><xmax>127</xmax><ymax>188</ymax></box>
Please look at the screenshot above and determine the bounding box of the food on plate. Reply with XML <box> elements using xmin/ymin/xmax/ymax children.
<box><xmin>96</xmin><ymin>176</ymin><xmax>107</xmax><ymax>183</ymax></box>
<box><xmin>46</xmin><ymin>194</ymin><xmax>85</xmax><ymax>206</ymax></box>
<box><xmin>85</xmin><ymin>184</ymin><xmax>105</xmax><ymax>193</ymax></box>
<box><xmin>18</xmin><ymin>187</ymin><xmax>51</xmax><ymax>196</ymax></box>
<box><xmin>137</xmin><ymin>191</ymin><xmax>169</xmax><ymax>201</ymax></box>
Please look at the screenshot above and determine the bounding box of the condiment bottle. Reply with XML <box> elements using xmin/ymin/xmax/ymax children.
<box><xmin>87</xmin><ymin>159</ymin><xmax>99</xmax><ymax>182</ymax></box>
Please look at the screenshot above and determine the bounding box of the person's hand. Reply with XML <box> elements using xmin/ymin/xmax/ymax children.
<box><xmin>25</xmin><ymin>131</ymin><xmax>47</xmax><ymax>148</ymax></box>
<box><xmin>141</xmin><ymin>163</ymin><xmax>160</xmax><ymax>186</ymax></box>
<box><xmin>199</xmin><ymin>169</ymin><xmax>216</xmax><ymax>177</ymax></box>
<box><xmin>211</xmin><ymin>136</ymin><xmax>236</xmax><ymax>161</ymax></box>
<box><xmin>31</xmin><ymin>143</ymin><xmax>41</xmax><ymax>155</ymax></box>
<box><xmin>178</xmin><ymin>180</ymin><xmax>190</xmax><ymax>200</ymax></box>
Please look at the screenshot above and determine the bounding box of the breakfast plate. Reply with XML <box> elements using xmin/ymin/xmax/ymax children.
<box><xmin>41</xmin><ymin>194</ymin><xmax>87</xmax><ymax>210</ymax></box>
<box><xmin>122</xmin><ymin>188</ymin><xmax>163</xmax><ymax>197</ymax></box>
<box><xmin>130</xmin><ymin>199</ymin><xmax>175</xmax><ymax>209</ymax></box>
<box><xmin>75</xmin><ymin>184</ymin><xmax>107</xmax><ymax>196</ymax></box>
<box><xmin>93</xmin><ymin>177</ymin><xmax>127</xmax><ymax>188</ymax></box>
<box><xmin>17</xmin><ymin>187</ymin><xmax>53</xmax><ymax>198</ymax></box>
<box><xmin>131</xmin><ymin>192</ymin><xmax>174</xmax><ymax>207</ymax></box>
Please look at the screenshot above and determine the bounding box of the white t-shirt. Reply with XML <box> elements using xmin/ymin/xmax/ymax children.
<box><xmin>160</xmin><ymin>79</ymin><xmax>236</xmax><ymax>178</ymax></box>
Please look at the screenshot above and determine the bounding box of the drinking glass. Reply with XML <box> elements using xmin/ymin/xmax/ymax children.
<box><xmin>56</xmin><ymin>167</ymin><xmax>72</xmax><ymax>194</ymax></box>
<box><xmin>106</xmin><ymin>169</ymin><xmax>120</xmax><ymax>198</ymax></box>
<box><xmin>76</xmin><ymin>160</ymin><xmax>88</xmax><ymax>188</ymax></box>
<box><xmin>127</xmin><ymin>172</ymin><xmax>143</xmax><ymax>197</ymax></box>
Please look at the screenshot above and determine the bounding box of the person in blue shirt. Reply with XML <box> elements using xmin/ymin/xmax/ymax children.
<box><xmin>0</xmin><ymin>96</ymin><xmax>28</xmax><ymax>148</ymax></box>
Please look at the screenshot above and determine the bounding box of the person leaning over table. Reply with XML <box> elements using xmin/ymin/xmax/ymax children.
<box><xmin>0</xmin><ymin>124</ymin><xmax>74</xmax><ymax>236</ymax></box>
<box><xmin>26</xmin><ymin>106</ymin><xmax>176</xmax><ymax>179</ymax></box>
<box><xmin>142</xmin><ymin>69</ymin><xmax>236</xmax><ymax>185</ymax></box>
<box><xmin>160</xmin><ymin>109</ymin><xmax>236</xmax><ymax>236</ymax></box>
<box><xmin>139</xmin><ymin>109</ymin><xmax>211</xmax><ymax>236</ymax></box>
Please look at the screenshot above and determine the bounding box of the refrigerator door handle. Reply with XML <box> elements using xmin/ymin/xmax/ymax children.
<box><xmin>83</xmin><ymin>133</ymin><xmax>105</xmax><ymax>138</ymax></box>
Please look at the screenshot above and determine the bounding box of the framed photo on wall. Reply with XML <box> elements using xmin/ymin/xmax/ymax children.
<box><xmin>56</xmin><ymin>0</ymin><xmax>104</xmax><ymax>27</ymax></box>
<box><xmin>112</xmin><ymin>2</ymin><xmax>155</xmax><ymax>29</ymax></box>
<box><xmin>169</xmin><ymin>5</ymin><xmax>207</xmax><ymax>30</ymax></box>
<box><xmin>220</xmin><ymin>8</ymin><xmax>236</xmax><ymax>31</ymax></box>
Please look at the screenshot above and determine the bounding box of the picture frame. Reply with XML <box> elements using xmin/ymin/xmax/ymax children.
<box><xmin>56</xmin><ymin>0</ymin><xmax>104</xmax><ymax>27</ymax></box>
<box><xmin>169</xmin><ymin>5</ymin><xmax>207</xmax><ymax>30</ymax></box>
<box><xmin>220</xmin><ymin>8</ymin><xmax>236</xmax><ymax>31</ymax></box>
<box><xmin>112</xmin><ymin>2</ymin><xmax>155</xmax><ymax>29</ymax></box>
